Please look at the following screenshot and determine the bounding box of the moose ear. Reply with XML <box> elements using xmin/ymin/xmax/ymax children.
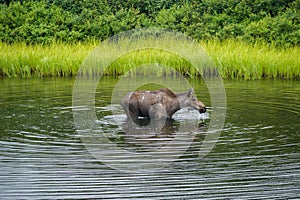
<box><xmin>187</xmin><ymin>88</ymin><xmax>194</xmax><ymax>97</ymax></box>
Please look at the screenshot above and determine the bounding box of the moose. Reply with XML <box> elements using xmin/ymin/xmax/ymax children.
<box><xmin>121</xmin><ymin>88</ymin><xmax>206</xmax><ymax>121</ymax></box>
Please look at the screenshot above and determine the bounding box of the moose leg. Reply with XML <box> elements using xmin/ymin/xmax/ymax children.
<box><xmin>121</xmin><ymin>102</ymin><xmax>139</xmax><ymax>121</ymax></box>
<box><xmin>121</xmin><ymin>92</ymin><xmax>140</xmax><ymax>121</ymax></box>
<box><xmin>149</xmin><ymin>103</ymin><xmax>168</xmax><ymax>120</ymax></box>
<box><xmin>128</xmin><ymin>109</ymin><xmax>139</xmax><ymax>121</ymax></box>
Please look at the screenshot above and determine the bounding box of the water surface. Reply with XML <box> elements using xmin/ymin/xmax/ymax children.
<box><xmin>0</xmin><ymin>77</ymin><xmax>299</xmax><ymax>199</ymax></box>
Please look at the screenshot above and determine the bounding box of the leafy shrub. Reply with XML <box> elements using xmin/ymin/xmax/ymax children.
<box><xmin>0</xmin><ymin>0</ymin><xmax>299</xmax><ymax>47</ymax></box>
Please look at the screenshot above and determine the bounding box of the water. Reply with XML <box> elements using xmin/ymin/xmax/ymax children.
<box><xmin>0</xmin><ymin>77</ymin><xmax>299</xmax><ymax>199</ymax></box>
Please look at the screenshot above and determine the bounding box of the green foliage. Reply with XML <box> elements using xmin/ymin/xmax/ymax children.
<box><xmin>1</xmin><ymin>0</ymin><xmax>299</xmax><ymax>47</ymax></box>
<box><xmin>161</xmin><ymin>0</ymin><xmax>299</xmax><ymax>46</ymax></box>
<box><xmin>0</xmin><ymin>1</ymin><xmax>80</xmax><ymax>43</ymax></box>
<box><xmin>107</xmin><ymin>0</ymin><xmax>179</xmax><ymax>16</ymax></box>
<box><xmin>0</xmin><ymin>1</ymin><xmax>151</xmax><ymax>44</ymax></box>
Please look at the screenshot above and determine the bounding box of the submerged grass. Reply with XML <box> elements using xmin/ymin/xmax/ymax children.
<box><xmin>0</xmin><ymin>39</ymin><xmax>299</xmax><ymax>79</ymax></box>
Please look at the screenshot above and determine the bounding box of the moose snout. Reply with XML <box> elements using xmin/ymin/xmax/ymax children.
<box><xmin>196</xmin><ymin>101</ymin><xmax>206</xmax><ymax>114</ymax></box>
<box><xmin>199</xmin><ymin>107</ymin><xmax>206</xmax><ymax>114</ymax></box>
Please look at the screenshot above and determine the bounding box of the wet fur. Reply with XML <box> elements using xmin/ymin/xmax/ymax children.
<box><xmin>121</xmin><ymin>88</ymin><xmax>206</xmax><ymax>121</ymax></box>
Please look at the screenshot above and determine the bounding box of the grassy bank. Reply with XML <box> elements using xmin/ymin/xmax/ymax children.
<box><xmin>0</xmin><ymin>40</ymin><xmax>299</xmax><ymax>79</ymax></box>
<box><xmin>0</xmin><ymin>42</ymin><xmax>96</xmax><ymax>77</ymax></box>
<box><xmin>201</xmin><ymin>40</ymin><xmax>300</xmax><ymax>80</ymax></box>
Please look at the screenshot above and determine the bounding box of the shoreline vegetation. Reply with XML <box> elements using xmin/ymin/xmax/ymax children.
<box><xmin>0</xmin><ymin>40</ymin><xmax>299</xmax><ymax>80</ymax></box>
<box><xmin>1</xmin><ymin>0</ymin><xmax>299</xmax><ymax>79</ymax></box>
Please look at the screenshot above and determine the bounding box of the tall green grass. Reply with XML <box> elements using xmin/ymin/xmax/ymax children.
<box><xmin>106</xmin><ymin>49</ymin><xmax>194</xmax><ymax>77</ymax></box>
<box><xmin>0</xmin><ymin>42</ymin><xmax>96</xmax><ymax>77</ymax></box>
<box><xmin>0</xmin><ymin>40</ymin><xmax>299</xmax><ymax>79</ymax></box>
<box><xmin>201</xmin><ymin>40</ymin><xmax>300</xmax><ymax>80</ymax></box>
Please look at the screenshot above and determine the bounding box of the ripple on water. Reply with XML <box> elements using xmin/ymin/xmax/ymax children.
<box><xmin>0</xmin><ymin>78</ymin><xmax>299</xmax><ymax>199</ymax></box>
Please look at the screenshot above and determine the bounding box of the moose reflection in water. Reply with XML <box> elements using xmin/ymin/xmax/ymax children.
<box><xmin>121</xmin><ymin>118</ymin><xmax>206</xmax><ymax>151</ymax></box>
<box><xmin>121</xmin><ymin>88</ymin><xmax>206</xmax><ymax>122</ymax></box>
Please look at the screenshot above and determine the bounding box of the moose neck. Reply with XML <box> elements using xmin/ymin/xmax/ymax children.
<box><xmin>162</xmin><ymin>91</ymin><xmax>189</xmax><ymax>118</ymax></box>
<box><xmin>164</xmin><ymin>91</ymin><xmax>189</xmax><ymax>118</ymax></box>
<box><xmin>176</xmin><ymin>91</ymin><xmax>189</xmax><ymax>108</ymax></box>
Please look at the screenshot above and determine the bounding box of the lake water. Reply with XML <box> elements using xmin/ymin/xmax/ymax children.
<box><xmin>0</xmin><ymin>77</ymin><xmax>299</xmax><ymax>199</ymax></box>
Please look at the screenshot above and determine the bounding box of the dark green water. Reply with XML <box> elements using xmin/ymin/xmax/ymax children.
<box><xmin>0</xmin><ymin>77</ymin><xmax>299</xmax><ymax>199</ymax></box>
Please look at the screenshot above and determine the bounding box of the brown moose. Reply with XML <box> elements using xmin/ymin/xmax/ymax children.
<box><xmin>121</xmin><ymin>88</ymin><xmax>206</xmax><ymax>121</ymax></box>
